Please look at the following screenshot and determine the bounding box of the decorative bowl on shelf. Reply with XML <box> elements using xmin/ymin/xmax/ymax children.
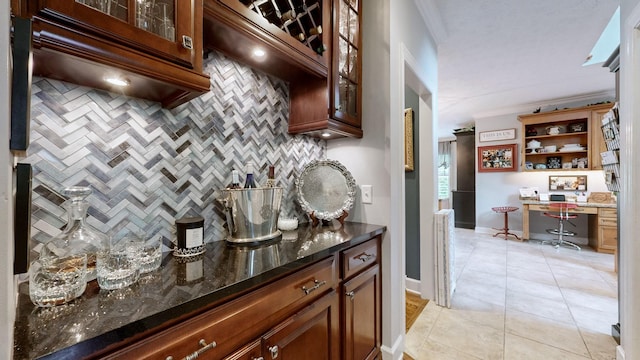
<box><xmin>527</xmin><ymin>139</ymin><xmax>541</xmax><ymax>149</ymax></box>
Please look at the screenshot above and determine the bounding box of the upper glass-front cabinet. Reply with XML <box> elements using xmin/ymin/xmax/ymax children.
<box><xmin>76</xmin><ymin>0</ymin><xmax>176</xmax><ymax>41</ymax></box>
<box><xmin>331</xmin><ymin>0</ymin><xmax>361</xmax><ymax>127</ymax></box>
<box><xmin>36</xmin><ymin>0</ymin><xmax>195</xmax><ymax>67</ymax></box>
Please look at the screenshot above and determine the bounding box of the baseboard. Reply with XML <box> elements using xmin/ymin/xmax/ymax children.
<box><xmin>380</xmin><ymin>334</ymin><xmax>404</xmax><ymax>360</ymax></box>
<box><xmin>617</xmin><ymin>345</ymin><xmax>625</xmax><ymax>360</ymax></box>
<box><xmin>405</xmin><ymin>276</ymin><xmax>421</xmax><ymax>294</ymax></box>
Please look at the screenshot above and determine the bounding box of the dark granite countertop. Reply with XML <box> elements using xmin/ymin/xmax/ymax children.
<box><xmin>13</xmin><ymin>222</ymin><xmax>386</xmax><ymax>360</ymax></box>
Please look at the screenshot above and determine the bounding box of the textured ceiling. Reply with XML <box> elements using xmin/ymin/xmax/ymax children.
<box><xmin>422</xmin><ymin>0</ymin><xmax>619</xmax><ymax>138</ymax></box>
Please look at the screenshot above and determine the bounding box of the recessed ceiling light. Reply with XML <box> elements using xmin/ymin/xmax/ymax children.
<box><xmin>105</xmin><ymin>77</ymin><xmax>130</xmax><ymax>87</ymax></box>
<box><xmin>321</xmin><ymin>132</ymin><xmax>331</xmax><ymax>138</ymax></box>
<box><xmin>253</xmin><ymin>48</ymin><xmax>266</xmax><ymax>58</ymax></box>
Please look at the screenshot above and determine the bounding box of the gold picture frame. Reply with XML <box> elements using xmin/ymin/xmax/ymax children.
<box><xmin>404</xmin><ymin>108</ymin><xmax>414</xmax><ymax>172</ymax></box>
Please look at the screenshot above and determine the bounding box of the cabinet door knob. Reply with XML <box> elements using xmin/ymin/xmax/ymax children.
<box><xmin>182</xmin><ymin>35</ymin><xmax>193</xmax><ymax>50</ymax></box>
<box><xmin>346</xmin><ymin>290</ymin><xmax>355</xmax><ymax>300</ymax></box>
<box><xmin>268</xmin><ymin>345</ymin><xmax>279</xmax><ymax>359</ymax></box>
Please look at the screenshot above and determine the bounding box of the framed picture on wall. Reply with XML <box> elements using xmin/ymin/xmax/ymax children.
<box><xmin>549</xmin><ymin>175</ymin><xmax>587</xmax><ymax>191</ymax></box>
<box><xmin>478</xmin><ymin>144</ymin><xmax>517</xmax><ymax>172</ymax></box>
<box><xmin>404</xmin><ymin>108</ymin><xmax>414</xmax><ymax>172</ymax></box>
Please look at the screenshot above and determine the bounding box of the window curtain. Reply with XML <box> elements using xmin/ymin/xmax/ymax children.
<box><xmin>438</xmin><ymin>141</ymin><xmax>452</xmax><ymax>200</ymax></box>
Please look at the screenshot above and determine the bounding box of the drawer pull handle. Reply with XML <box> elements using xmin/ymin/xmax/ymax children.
<box><xmin>302</xmin><ymin>279</ymin><xmax>326</xmax><ymax>295</ymax></box>
<box><xmin>346</xmin><ymin>290</ymin><xmax>355</xmax><ymax>300</ymax></box>
<box><xmin>356</xmin><ymin>253</ymin><xmax>374</xmax><ymax>262</ymax></box>
<box><xmin>269</xmin><ymin>345</ymin><xmax>279</xmax><ymax>359</ymax></box>
<box><xmin>166</xmin><ymin>339</ymin><xmax>216</xmax><ymax>360</ymax></box>
<box><xmin>252</xmin><ymin>357</ymin><xmax>264</xmax><ymax>360</ymax></box>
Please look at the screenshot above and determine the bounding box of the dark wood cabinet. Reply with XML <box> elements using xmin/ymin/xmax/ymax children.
<box><xmin>202</xmin><ymin>0</ymin><xmax>362</xmax><ymax>139</ymax></box>
<box><xmin>329</xmin><ymin>0</ymin><xmax>362</xmax><ymax>130</ymax></box>
<box><xmin>288</xmin><ymin>0</ymin><xmax>363</xmax><ymax>139</ymax></box>
<box><xmin>340</xmin><ymin>237</ymin><xmax>381</xmax><ymax>360</ymax></box>
<box><xmin>203</xmin><ymin>0</ymin><xmax>330</xmax><ymax>81</ymax></box>
<box><xmin>453</xmin><ymin>131</ymin><xmax>475</xmax><ymax>228</ymax></box>
<box><xmin>98</xmin><ymin>234</ymin><xmax>381</xmax><ymax>360</ymax></box>
<box><xmin>343</xmin><ymin>266</ymin><xmax>380</xmax><ymax>360</ymax></box>
<box><xmin>262</xmin><ymin>292</ymin><xmax>340</xmax><ymax>360</ymax></box>
<box><xmin>12</xmin><ymin>0</ymin><xmax>210</xmax><ymax>108</ymax></box>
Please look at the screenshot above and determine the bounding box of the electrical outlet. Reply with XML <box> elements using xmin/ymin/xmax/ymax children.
<box><xmin>361</xmin><ymin>185</ymin><xmax>373</xmax><ymax>204</ymax></box>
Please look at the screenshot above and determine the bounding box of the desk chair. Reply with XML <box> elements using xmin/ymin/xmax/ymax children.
<box><xmin>543</xmin><ymin>202</ymin><xmax>580</xmax><ymax>250</ymax></box>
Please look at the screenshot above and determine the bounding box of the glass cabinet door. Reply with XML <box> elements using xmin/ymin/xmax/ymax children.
<box><xmin>39</xmin><ymin>0</ymin><xmax>194</xmax><ymax>66</ymax></box>
<box><xmin>332</xmin><ymin>0</ymin><xmax>360</xmax><ymax>127</ymax></box>
<box><xmin>76</xmin><ymin>0</ymin><xmax>176</xmax><ymax>42</ymax></box>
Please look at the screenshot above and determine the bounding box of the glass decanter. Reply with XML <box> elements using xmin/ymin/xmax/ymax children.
<box><xmin>40</xmin><ymin>186</ymin><xmax>108</xmax><ymax>282</ymax></box>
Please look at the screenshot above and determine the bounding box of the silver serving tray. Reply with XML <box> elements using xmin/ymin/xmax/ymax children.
<box><xmin>296</xmin><ymin>159</ymin><xmax>356</xmax><ymax>220</ymax></box>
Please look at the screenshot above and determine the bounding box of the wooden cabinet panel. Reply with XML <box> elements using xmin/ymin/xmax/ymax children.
<box><xmin>104</xmin><ymin>256</ymin><xmax>337</xmax><ymax>359</ymax></box>
<box><xmin>591</xmin><ymin>108</ymin><xmax>611</xmax><ymax>170</ymax></box>
<box><xmin>518</xmin><ymin>103</ymin><xmax>613</xmax><ymax>171</ymax></box>
<box><xmin>13</xmin><ymin>0</ymin><xmax>210</xmax><ymax>108</ymax></box>
<box><xmin>32</xmin><ymin>0</ymin><xmax>196</xmax><ymax>66</ymax></box>
<box><xmin>262</xmin><ymin>291</ymin><xmax>340</xmax><ymax>360</ymax></box>
<box><xmin>98</xmin><ymin>233</ymin><xmax>382</xmax><ymax>360</ymax></box>
<box><xmin>329</xmin><ymin>0</ymin><xmax>362</xmax><ymax>129</ymax></box>
<box><xmin>342</xmin><ymin>265</ymin><xmax>381</xmax><ymax>360</ymax></box>
<box><xmin>341</xmin><ymin>237</ymin><xmax>379</xmax><ymax>280</ymax></box>
<box><xmin>589</xmin><ymin>207</ymin><xmax>618</xmax><ymax>254</ymax></box>
<box><xmin>223</xmin><ymin>339</ymin><xmax>262</xmax><ymax>360</ymax></box>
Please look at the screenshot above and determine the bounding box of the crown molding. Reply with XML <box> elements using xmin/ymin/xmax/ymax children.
<box><xmin>473</xmin><ymin>90</ymin><xmax>616</xmax><ymax>120</ymax></box>
<box><xmin>414</xmin><ymin>0</ymin><xmax>448</xmax><ymax>46</ymax></box>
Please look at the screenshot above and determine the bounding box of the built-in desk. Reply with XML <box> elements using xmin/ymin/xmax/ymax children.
<box><xmin>521</xmin><ymin>200</ymin><xmax>617</xmax><ymax>253</ymax></box>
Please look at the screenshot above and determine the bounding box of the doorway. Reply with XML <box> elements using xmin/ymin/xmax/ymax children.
<box><xmin>401</xmin><ymin>45</ymin><xmax>437</xmax><ymax>301</ymax></box>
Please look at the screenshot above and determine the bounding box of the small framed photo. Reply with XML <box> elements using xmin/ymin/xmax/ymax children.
<box><xmin>562</xmin><ymin>162</ymin><xmax>572</xmax><ymax>169</ymax></box>
<box><xmin>478</xmin><ymin>144</ymin><xmax>517</xmax><ymax>172</ymax></box>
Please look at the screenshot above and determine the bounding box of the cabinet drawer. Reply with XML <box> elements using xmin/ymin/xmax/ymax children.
<box><xmin>599</xmin><ymin>218</ymin><xmax>617</xmax><ymax>227</ymax></box>
<box><xmin>106</xmin><ymin>256</ymin><xmax>337</xmax><ymax>359</ymax></box>
<box><xmin>341</xmin><ymin>237</ymin><xmax>379</xmax><ymax>280</ymax></box>
<box><xmin>599</xmin><ymin>208</ymin><xmax>617</xmax><ymax>219</ymax></box>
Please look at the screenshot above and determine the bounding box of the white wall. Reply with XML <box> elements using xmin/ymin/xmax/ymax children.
<box><xmin>618</xmin><ymin>1</ymin><xmax>640</xmax><ymax>359</ymax></box>
<box><xmin>1</xmin><ymin>6</ymin><xmax>15</xmax><ymax>358</ymax></box>
<box><xmin>327</xmin><ymin>0</ymin><xmax>439</xmax><ymax>358</ymax></box>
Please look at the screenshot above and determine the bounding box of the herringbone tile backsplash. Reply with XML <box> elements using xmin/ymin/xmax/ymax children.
<box><xmin>23</xmin><ymin>51</ymin><xmax>325</xmax><ymax>260</ymax></box>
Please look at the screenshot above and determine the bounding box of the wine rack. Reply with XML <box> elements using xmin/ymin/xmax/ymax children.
<box><xmin>240</xmin><ymin>0</ymin><xmax>326</xmax><ymax>55</ymax></box>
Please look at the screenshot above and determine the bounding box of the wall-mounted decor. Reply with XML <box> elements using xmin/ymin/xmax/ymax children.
<box><xmin>404</xmin><ymin>108</ymin><xmax>414</xmax><ymax>172</ymax></box>
<box><xmin>478</xmin><ymin>128</ymin><xmax>516</xmax><ymax>142</ymax></box>
<box><xmin>478</xmin><ymin>144</ymin><xmax>517</xmax><ymax>172</ymax></box>
<box><xmin>549</xmin><ymin>175</ymin><xmax>587</xmax><ymax>191</ymax></box>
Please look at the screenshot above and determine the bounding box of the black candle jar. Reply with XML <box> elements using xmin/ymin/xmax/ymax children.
<box><xmin>174</xmin><ymin>216</ymin><xmax>205</xmax><ymax>257</ymax></box>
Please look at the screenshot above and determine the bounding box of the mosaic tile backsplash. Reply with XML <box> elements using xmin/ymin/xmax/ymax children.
<box><xmin>23</xmin><ymin>51</ymin><xmax>325</xmax><ymax>262</ymax></box>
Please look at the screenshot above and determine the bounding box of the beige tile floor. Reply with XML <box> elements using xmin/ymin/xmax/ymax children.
<box><xmin>405</xmin><ymin>228</ymin><xmax>619</xmax><ymax>360</ymax></box>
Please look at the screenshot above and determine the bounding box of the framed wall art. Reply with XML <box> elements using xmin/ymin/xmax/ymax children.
<box><xmin>404</xmin><ymin>108</ymin><xmax>414</xmax><ymax>172</ymax></box>
<box><xmin>478</xmin><ymin>144</ymin><xmax>517</xmax><ymax>172</ymax></box>
<box><xmin>549</xmin><ymin>175</ymin><xmax>587</xmax><ymax>191</ymax></box>
<box><xmin>478</xmin><ymin>128</ymin><xmax>516</xmax><ymax>142</ymax></box>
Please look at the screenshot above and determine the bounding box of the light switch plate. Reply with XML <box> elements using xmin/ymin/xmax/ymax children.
<box><xmin>361</xmin><ymin>185</ymin><xmax>373</xmax><ymax>204</ymax></box>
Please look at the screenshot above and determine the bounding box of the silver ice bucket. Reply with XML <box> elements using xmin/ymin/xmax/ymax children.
<box><xmin>220</xmin><ymin>187</ymin><xmax>283</xmax><ymax>243</ymax></box>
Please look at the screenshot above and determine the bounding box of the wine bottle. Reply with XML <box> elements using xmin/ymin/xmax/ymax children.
<box><xmin>309</xmin><ymin>25</ymin><xmax>322</xmax><ymax>36</ymax></box>
<box><xmin>227</xmin><ymin>169</ymin><xmax>242</xmax><ymax>189</ymax></box>
<box><xmin>281</xmin><ymin>9</ymin><xmax>296</xmax><ymax>21</ymax></box>
<box><xmin>244</xmin><ymin>162</ymin><xmax>258</xmax><ymax>188</ymax></box>
<box><xmin>266</xmin><ymin>165</ymin><xmax>276</xmax><ymax>187</ymax></box>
